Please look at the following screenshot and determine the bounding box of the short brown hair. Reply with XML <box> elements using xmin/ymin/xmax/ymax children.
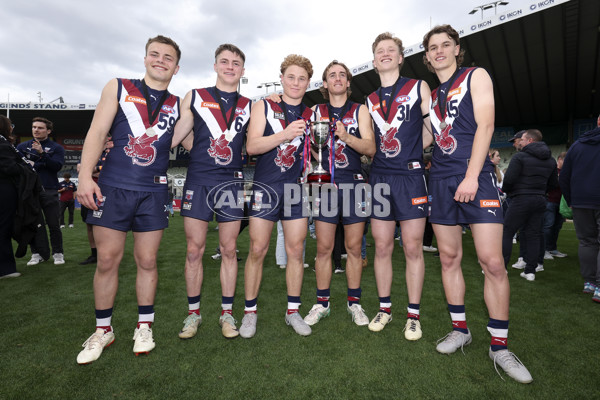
<box><xmin>280</xmin><ymin>54</ymin><xmax>313</xmax><ymax>78</ymax></box>
<box><xmin>372</xmin><ymin>32</ymin><xmax>405</xmax><ymax>72</ymax></box>
<box><xmin>215</xmin><ymin>43</ymin><xmax>246</xmax><ymax>65</ymax></box>
<box><xmin>146</xmin><ymin>35</ymin><xmax>181</xmax><ymax>65</ymax></box>
<box><xmin>319</xmin><ymin>60</ymin><xmax>352</xmax><ymax>100</ymax></box>
<box><xmin>524</xmin><ymin>129</ymin><xmax>543</xmax><ymax>142</ymax></box>
<box><xmin>32</xmin><ymin>117</ymin><xmax>53</xmax><ymax>131</ymax></box>
<box><xmin>422</xmin><ymin>25</ymin><xmax>465</xmax><ymax>73</ymax></box>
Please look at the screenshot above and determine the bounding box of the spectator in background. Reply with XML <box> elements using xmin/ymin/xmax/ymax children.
<box><xmin>543</xmin><ymin>152</ymin><xmax>567</xmax><ymax>260</ymax></box>
<box><xmin>422</xmin><ymin>152</ymin><xmax>437</xmax><ymax>253</ymax></box>
<box><xmin>559</xmin><ymin>114</ymin><xmax>600</xmax><ymax>302</ymax></box>
<box><xmin>167</xmin><ymin>188</ymin><xmax>174</xmax><ymax>217</ymax></box>
<box><xmin>58</xmin><ymin>172</ymin><xmax>77</xmax><ymax>228</ymax></box>
<box><xmin>0</xmin><ymin>116</ymin><xmax>21</xmax><ymax>279</ymax></box>
<box><xmin>17</xmin><ymin>117</ymin><xmax>65</xmax><ymax>265</ymax></box>
<box><xmin>502</xmin><ymin>129</ymin><xmax>558</xmax><ymax>281</ymax></box>
<box><xmin>489</xmin><ymin>148</ymin><xmax>504</xmax><ymax>189</ymax></box>
<box><xmin>507</xmin><ymin>131</ymin><xmax>527</xmax><ymax>268</ymax></box>
<box><xmin>360</xmin><ymin>155</ymin><xmax>372</xmax><ymax>267</ymax></box>
<box><xmin>275</xmin><ymin>220</ymin><xmax>308</xmax><ymax>270</ymax></box>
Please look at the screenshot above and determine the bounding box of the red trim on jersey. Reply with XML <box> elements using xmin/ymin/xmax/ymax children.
<box><xmin>121</xmin><ymin>79</ymin><xmax>179</xmax><ymax>129</ymax></box>
<box><xmin>196</xmin><ymin>88</ymin><xmax>250</xmax><ymax>133</ymax></box>
<box><xmin>316</xmin><ymin>103</ymin><xmax>360</xmax><ymax>122</ymax></box>
<box><xmin>367</xmin><ymin>79</ymin><xmax>418</xmax><ymax>125</ymax></box>
<box><xmin>267</xmin><ymin>99</ymin><xmax>313</xmax><ymax>130</ymax></box>
<box><xmin>266</xmin><ymin>100</ymin><xmax>287</xmax><ymax>131</ymax></box>
<box><xmin>431</xmin><ymin>67</ymin><xmax>476</xmax><ymax>122</ymax></box>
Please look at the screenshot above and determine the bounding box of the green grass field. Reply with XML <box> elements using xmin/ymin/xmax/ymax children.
<box><xmin>1</xmin><ymin>215</ymin><xmax>598</xmax><ymax>399</ymax></box>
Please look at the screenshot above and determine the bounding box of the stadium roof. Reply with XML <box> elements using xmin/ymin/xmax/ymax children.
<box><xmin>300</xmin><ymin>0</ymin><xmax>599</xmax><ymax>130</ymax></box>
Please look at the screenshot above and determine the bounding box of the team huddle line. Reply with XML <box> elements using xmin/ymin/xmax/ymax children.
<box><xmin>66</xmin><ymin>26</ymin><xmax>533</xmax><ymax>384</ymax></box>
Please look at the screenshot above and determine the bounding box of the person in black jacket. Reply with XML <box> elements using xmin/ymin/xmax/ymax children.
<box><xmin>502</xmin><ymin>129</ymin><xmax>558</xmax><ymax>281</ymax></box>
<box><xmin>559</xmin><ymin>115</ymin><xmax>600</xmax><ymax>301</ymax></box>
<box><xmin>16</xmin><ymin>117</ymin><xmax>65</xmax><ymax>265</ymax></box>
<box><xmin>0</xmin><ymin>116</ymin><xmax>21</xmax><ymax>279</ymax></box>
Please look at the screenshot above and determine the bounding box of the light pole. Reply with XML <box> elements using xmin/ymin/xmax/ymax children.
<box><xmin>257</xmin><ymin>81</ymin><xmax>281</xmax><ymax>94</ymax></box>
<box><xmin>469</xmin><ymin>1</ymin><xmax>509</xmax><ymax>19</ymax></box>
<box><xmin>238</xmin><ymin>76</ymin><xmax>248</xmax><ymax>93</ymax></box>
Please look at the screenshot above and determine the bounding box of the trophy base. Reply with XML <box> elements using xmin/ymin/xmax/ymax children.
<box><xmin>307</xmin><ymin>173</ymin><xmax>331</xmax><ymax>184</ymax></box>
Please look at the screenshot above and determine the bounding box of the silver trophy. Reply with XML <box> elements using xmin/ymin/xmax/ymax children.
<box><xmin>308</xmin><ymin>121</ymin><xmax>331</xmax><ymax>183</ymax></box>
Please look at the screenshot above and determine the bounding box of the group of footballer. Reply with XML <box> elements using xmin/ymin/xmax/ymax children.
<box><xmin>75</xmin><ymin>24</ymin><xmax>532</xmax><ymax>384</ymax></box>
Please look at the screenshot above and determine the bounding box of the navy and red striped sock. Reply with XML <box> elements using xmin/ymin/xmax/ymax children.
<box><xmin>448</xmin><ymin>303</ymin><xmax>468</xmax><ymax>334</ymax></box>
<box><xmin>348</xmin><ymin>287</ymin><xmax>362</xmax><ymax>307</ymax></box>
<box><xmin>379</xmin><ymin>296</ymin><xmax>391</xmax><ymax>314</ymax></box>
<box><xmin>487</xmin><ymin>318</ymin><xmax>509</xmax><ymax>351</ymax></box>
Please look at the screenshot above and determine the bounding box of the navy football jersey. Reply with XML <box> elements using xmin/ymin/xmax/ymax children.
<box><xmin>186</xmin><ymin>87</ymin><xmax>251</xmax><ymax>185</ymax></box>
<box><xmin>429</xmin><ymin>67</ymin><xmax>495</xmax><ymax>177</ymax></box>
<box><xmin>314</xmin><ymin>102</ymin><xmax>363</xmax><ymax>182</ymax></box>
<box><xmin>367</xmin><ymin>77</ymin><xmax>424</xmax><ymax>175</ymax></box>
<box><xmin>253</xmin><ymin>99</ymin><xmax>314</xmax><ymax>185</ymax></box>
<box><xmin>99</xmin><ymin>78</ymin><xmax>180</xmax><ymax>192</ymax></box>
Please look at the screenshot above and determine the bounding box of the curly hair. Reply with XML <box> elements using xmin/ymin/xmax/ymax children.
<box><xmin>280</xmin><ymin>54</ymin><xmax>313</xmax><ymax>78</ymax></box>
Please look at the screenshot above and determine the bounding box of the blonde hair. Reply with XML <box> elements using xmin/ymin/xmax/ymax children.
<box><xmin>372</xmin><ymin>32</ymin><xmax>404</xmax><ymax>72</ymax></box>
<box><xmin>280</xmin><ymin>54</ymin><xmax>313</xmax><ymax>78</ymax></box>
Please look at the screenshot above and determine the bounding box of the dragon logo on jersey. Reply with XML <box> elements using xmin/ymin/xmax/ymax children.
<box><xmin>275</xmin><ymin>144</ymin><xmax>298</xmax><ymax>172</ymax></box>
<box><xmin>334</xmin><ymin>142</ymin><xmax>349</xmax><ymax>168</ymax></box>
<box><xmin>208</xmin><ymin>134</ymin><xmax>233</xmax><ymax>166</ymax></box>
<box><xmin>124</xmin><ymin>133</ymin><xmax>159</xmax><ymax>166</ymax></box>
<box><xmin>380</xmin><ymin>126</ymin><xmax>401</xmax><ymax>158</ymax></box>
<box><xmin>435</xmin><ymin>124</ymin><xmax>457</xmax><ymax>154</ymax></box>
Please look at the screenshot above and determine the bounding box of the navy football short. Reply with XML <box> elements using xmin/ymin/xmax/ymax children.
<box><xmin>249</xmin><ymin>182</ymin><xmax>309</xmax><ymax>222</ymax></box>
<box><xmin>180</xmin><ymin>181</ymin><xmax>245</xmax><ymax>222</ymax></box>
<box><xmin>429</xmin><ymin>171</ymin><xmax>503</xmax><ymax>225</ymax></box>
<box><xmin>314</xmin><ymin>180</ymin><xmax>369</xmax><ymax>225</ymax></box>
<box><xmin>370</xmin><ymin>173</ymin><xmax>428</xmax><ymax>222</ymax></box>
<box><xmin>85</xmin><ymin>184</ymin><xmax>169</xmax><ymax>232</ymax></box>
